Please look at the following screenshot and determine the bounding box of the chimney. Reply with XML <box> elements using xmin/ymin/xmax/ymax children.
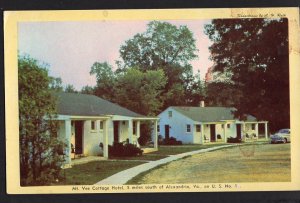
<box><xmin>200</xmin><ymin>100</ymin><xmax>205</xmax><ymax>107</ymax></box>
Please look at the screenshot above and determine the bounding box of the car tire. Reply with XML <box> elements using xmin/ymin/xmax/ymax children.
<box><xmin>283</xmin><ymin>138</ymin><xmax>287</xmax><ymax>143</ymax></box>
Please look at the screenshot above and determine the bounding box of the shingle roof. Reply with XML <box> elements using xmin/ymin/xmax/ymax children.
<box><xmin>171</xmin><ymin>106</ymin><xmax>256</xmax><ymax>122</ymax></box>
<box><xmin>54</xmin><ymin>92</ymin><xmax>144</xmax><ymax>117</ymax></box>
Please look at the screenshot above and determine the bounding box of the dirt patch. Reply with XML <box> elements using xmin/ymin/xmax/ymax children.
<box><xmin>128</xmin><ymin>144</ymin><xmax>291</xmax><ymax>184</ymax></box>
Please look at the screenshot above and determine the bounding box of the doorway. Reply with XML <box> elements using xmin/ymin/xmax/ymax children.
<box><xmin>75</xmin><ymin>121</ymin><xmax>83</xmax><ymax>154</ymax></box>
<box><xmin>113</xmin><ymin>121</ymin><xmax>119</xmax><ymax>143</ymax></box>
<box><xmin>236</xmin><ymin>124</ymin><xmax>242</xmax><ymax>140</ymax></box>
<box><xmin>165</xmin><ymin>125</ymin><xmax>170</xmax><ymax>140</ymax></box>
<box><xmin>210</xmin><ymin>124</ymin><xmax>216</xmax><ymax>142</ymax></box>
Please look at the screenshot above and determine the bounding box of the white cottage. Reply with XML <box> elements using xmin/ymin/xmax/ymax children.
<box><xmin>54</xmin><ymin>92</ymin><xmax>158</xmax><ymax>166</ymax></box>
<box><xmin>158</xmin><ymin>105</ymin><xmax>268</xmax><ymax>144</ymax></box>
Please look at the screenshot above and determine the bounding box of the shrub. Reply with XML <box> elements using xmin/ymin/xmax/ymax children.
<box><xmin>227</xmin><ymin>137</ymin><xmax>242</xmax><ymax>143</ymax></box>
<box><xmin>137</xmin><ymin>123</ymin><xmax>152</xmax><ymax>146</ymax></box>
<box><xmin>108</xmin><ymin>142</ymin><xmax>143</xmax><ymax>157</ymax></box>
<box><xmin>162</xmin><ymin>136</ymin><xmax>182</xmax><ymax>145</ymax></box>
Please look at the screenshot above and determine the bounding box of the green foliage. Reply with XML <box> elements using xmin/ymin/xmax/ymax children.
<box><xmin>119</xmin><ymin>21</ymin><xmax>198</xmax><ymax>70</ymax></box>
<box><xmin>114</xmin><ymin>68</ymin><xmax>167</xmax><ymax>116</ymax></box>
<box><xmin>206</xmin><ymin>82</ymin><xmax>242</xmax><ymax>107</ymax></box>
<box><xmin>119</xmin><ymin>21</ymin><xmax>201</xmax><ymax>107</ymax></box>
<box><xmin>18</xmin><ymin>54</ymin><xmax>65</xmax><ymax>186</ymax></box>
<box><xmin>90</xmin><ymin>62</ymin><xmax>115</xmax><ymax>100</ymax></box>
<box><xmin>64</xmin><ymin>84</ymin><xmax>77</xmax><ymax>93</ymax></box>
<box><xmin>205</xmin><ymin>19</ymin><xmax>289</xmax><ymax>131</ymax></box>
<box><xmin>109</xmin><ymin>142</ymin><xmax>143</xmax><ymax>157</ymax></box>
<box><xmin>81</xmin><ymin>85</ymin><xmax>95</xmax><ymax>95</ymax></box>
<box><xmin>49</xmin><ymin>77</ymin><xmax>63</xmax><ymax>91</ymax></box>
<box><xmin>138</xmin><ymin>122</ymin><xmax>153</xmax><ymax>146</ymax></box>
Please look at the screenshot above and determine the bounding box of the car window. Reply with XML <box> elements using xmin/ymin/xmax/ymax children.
<box><xmin>278</xmin><ymin>129</ymin><xmax>290</xmax><ymax>133</ymax></box>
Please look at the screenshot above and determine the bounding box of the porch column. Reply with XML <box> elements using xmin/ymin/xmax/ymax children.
<box><xmin>201</xmin><ymin>124</ymin><xmax>204</xmax><ymax>144</ymax></box>
<box><xmin>136</xmin><ymin>121</ymin><xmax>140</xmax><ymax>147</ymax></box>
<box><xmin>265</xmin><ymin>122</ymin><xmax>268</xmax><ymax>140</ymax></box>
<box><xmin>128</xmin><ymin>120</ymin><xmax>133</xmax><ymax>144</ymax></box>
<box><xmin>64</xmin><ymin>120</ymin><xmax>72</xmax><ymax>165</ymax></box>
<box><xmin>154</xmin><ymin>120</ymin><xmax>158</xmax><ymax>149</ymax></box>
<box><xmin>103</xmin><ymin>120</ymin><xmax>109</xmax><ymax>158</ymax></box>
<box><xmin>223</xmin><ymin>123</ymin><xmax>227</xmax><ymax>143</ymax></box>
<box><xmin>255</xmin><ymin>123</ymin><xmax>259</xmax><ymax>139</ymax></box>
<box><xmin>243</xmin><ymin>122</ymin><xmax>246</xmax><ymax>141</ymax></box>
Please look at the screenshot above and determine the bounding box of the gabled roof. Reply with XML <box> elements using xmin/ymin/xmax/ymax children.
<box><xmin>170</xmin><ymin>106</ymin><xmax>256</xmax><ymax>122</ymax></box>
<box><xmin>54</xmin><ymin>92</ymin><xmax>144</xmax><ymax>117</ymax></box>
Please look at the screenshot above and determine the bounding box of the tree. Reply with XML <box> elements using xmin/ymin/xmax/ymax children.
<box><xmin>205</xmin><ymin>18</ymin><xmax>289</xmax><ymax>131</ymax></box>
<box><xmin>18</xmin><ymin>54</ymin><xmax>65</xmax><ymax>186</ymax></box>
<box><xmin>64</xmin><ymin>84</ymin><xmax>77</xmax><ymax>93</ymax></box>
<box><xmin>90</xmin><ymin>62</ymin><xmax>115</xmax><ymax>101</ymax></box>
<box><xmin>119</xmin><ymin>21</ymin><xmax>198</xmax><ymax>70</ymax></box>
<box><xmin>113</xmin><ymin>68</ymin><xmax>167</xmax><ymax>145</ymax></box>
<box><xmin>49</xmin><ymin>77</ymin><xmax>63</xmax><ymax>91</ymax></box>
<box><xmin>114</xmin><ymin>68</ymin><xmax>167</xmax><ymax>116</ymax></box>
<box><xmin>206</xmin><ymin>81</ymin><xmax>242</xmax><ymax>107</ymax></box>
<box><xmin>81</xmin><ymin>85</ymin><xmax>95</xmax><ymax>95</ymax></box>
<box><xmin>118</xmin><ymin>21</ymin><xmax>199</xmax><ymax>108</ymax></box>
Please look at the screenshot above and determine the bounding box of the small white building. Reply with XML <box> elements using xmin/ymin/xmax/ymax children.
<box><xmin>55</xmin><ymin>92</ymin><xmax>158</xmax><ymax>166</ymax></box>
<box><xmin>157</xmin><ymin>104</ymin><xmax>268</xmax><ymax>144</ymax></box>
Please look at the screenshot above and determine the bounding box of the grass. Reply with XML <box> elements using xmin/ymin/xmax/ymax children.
<box><xmin>127</xmin><ymin>143</ymin><xmax>291</xmax><ymax>184</ymax></box>
<box><xmin>53</xmin><ymin>160</ymin><xmax>147</xmax><ymax>185</ymax></box>
<box><xmin>110</xmin><ymin>143</ymin><xmax>229</xmax><ymax>161</ymax></box>
<box><xmin>150</xmin><ymin>143</ymin><xmax>229</xmax><ymax>156</ymax></box>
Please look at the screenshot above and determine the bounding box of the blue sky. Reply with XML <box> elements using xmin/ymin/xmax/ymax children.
<box><xmin>18</xmin><ymin>20</ymin><xmax>213</xmax><ymax>90</ymax></box>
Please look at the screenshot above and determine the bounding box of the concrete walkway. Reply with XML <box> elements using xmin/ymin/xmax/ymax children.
<box><xmin>95</xmin><ymin>144</ymin><xmax>236</xmax><ymax>185</ymax></box>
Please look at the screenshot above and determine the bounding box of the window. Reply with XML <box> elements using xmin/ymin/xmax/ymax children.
<box><xmin>221</xmin><ymin>124</ymin><xmax>224</xmax><ymax>129</ymax></box>
<box><xmin>227</xmin><ymin>124</ymin><xmax>231</xmax><ymax>128</ymax></box>
<box><xmin>100</xmin><ymin>121</ymin><xmax>103</xmax><ymax>130</ymax></box>
<box><xmin>196</xmin><ymin>125</ymin><xmax>201</xmax><ymax>132</ymax></box>
<box><xmin>133</xmin><ymin>121</ymin><xmax>136</xmax><ymax>135</ymax></box>
<box><xmin>186</xmin><ymin>124</ymin><xmax>191</xmax><ymax>133</ymax></box>
<box><xmin>251</xmin><ymin>124</ymin><xmax>255</xmax><ymax>130</ymax></box>
<box><xmin>168</xmin><ymin>111</ymin><xmax>172</xmax><ymax>118</ymax></box>
<box><xmin>91</xmin><ymin>121</ymin><xmax>96</xmax><ymax>130</ymax></box>
<box><xmin>157</xmin><ymin>125</ymin><xmax>160</xmax><ymax>132</ymax></box>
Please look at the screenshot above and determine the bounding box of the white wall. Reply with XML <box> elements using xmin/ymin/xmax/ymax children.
<box><xmin>119</xmin><ymin>121</ymin><xmax>129</xmax><ymax>143</ymax></box>
<box><xmin>82</xmin><ymin>120</ymin><xmax>99</xmax><ymax>156</ymax></box>
<box><xmin>158</xmin><ymin>107</ymin><xmax>195</xmax><ymax>144</ymax></box>
<box><xmin>203</xmin><ymin>124</ymin><xmax>210</xmax><ymax>141</ymax></box>
<box><xmin>108</xmin><ymin>120</ymin><xmax>114</xmax><ymax>145</ymax></box>
<box><xmin>225</xmin><ymin>121</ymin><xmax>237</xmax><ymax>138</ymax></box>
<box><xmin>215</xmin><ymin>124</ymin><xmax>225</xmax><ymax>140</ymax></box>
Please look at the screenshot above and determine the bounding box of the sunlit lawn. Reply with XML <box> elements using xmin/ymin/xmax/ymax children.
<box><xmin>127</xmin><ymin>143</ymin><xmax>291</xmax><ymax>184</ymax></box>
<box><xmin>110</xmin><ymin>143</ymin><xmax>229</xmax><ymax>161</ymax></box>
<box><xmin>53</xmin><ymin>160</ymin><xmax>147</xmax><ymax>185</ymax></box>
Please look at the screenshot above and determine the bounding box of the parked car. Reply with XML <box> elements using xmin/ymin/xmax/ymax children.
<box><xmin>270</xmin><ymin>129</ymin><xmax>290</xmax><ymax>144</ymax></box>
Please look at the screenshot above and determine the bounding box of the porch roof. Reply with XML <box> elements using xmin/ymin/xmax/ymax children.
<box><xmin>171</xmin><ymin>106</ymin><xmax>257</xmax><ymax>122</ymax></box>
<box><xmin>54</xmin><ymin>92</ymin><xmax>145</xmax><ymax>118</ymax></box>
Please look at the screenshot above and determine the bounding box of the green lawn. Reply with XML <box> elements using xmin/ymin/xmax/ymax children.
<box><xmin>110</xmin><ymin>143</ymin><xmax>229</xmax><ymax>161</ymax></box>
<box><xmin>127</xmin><ymin>143</ymin><xmax>291</xmax><ymax>184</ymax></box>
<box><xmin>53</xmin><ymin>143</ymin><xmax>230</xmax><ymax>185</ymax></box>
<box><xmin>150</xmin><ymin>143</ymin><xmax>229</xmax><ymax>155</ymax></box>
<box><xmin>53</xmin><ymin>160</ymin><xmax>146</xmax><ymax>185</ymax></box>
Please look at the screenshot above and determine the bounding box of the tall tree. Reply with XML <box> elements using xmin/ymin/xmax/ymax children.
<box><xmin>205</xmin><ymin>18</ymin><xmax>289</xmax><ymax>131</ymax></box>
<box><xmin>90</xmin><ymin>62</ymin><xmax>115</xmax><ymax>101</ymax></box>
<box><xmin>118</xmin><ymin>21</ymin><xmax>199</xmax><ymax>108</ymax></box>
<box><xmin>18</xmin><ymin>54</ymin><xmax>65</xmax><ymax>185</ymax></box>
<box><xmin>114</xmin><ymin>68</ymin><xmax>167</xmax><ymax>116</ymax></box>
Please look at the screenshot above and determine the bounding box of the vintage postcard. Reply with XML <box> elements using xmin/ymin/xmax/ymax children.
<box><xmin>4</xmin><ymin>8</ymin><xmax>300</xmax><ymax>194</ymax></box>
